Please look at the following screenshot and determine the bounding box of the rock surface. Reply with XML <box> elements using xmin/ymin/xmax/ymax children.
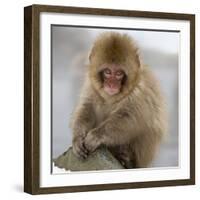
<box><xmin>54</xmin><ymin>146</ymin><xmax>124</xmax><ymax>171</ymax></box>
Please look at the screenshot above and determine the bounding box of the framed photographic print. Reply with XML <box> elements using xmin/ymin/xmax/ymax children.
<box><xmin>24</xmin><ymin>4</ymin><xmax>195</xmax><ymax>194</ymax></box>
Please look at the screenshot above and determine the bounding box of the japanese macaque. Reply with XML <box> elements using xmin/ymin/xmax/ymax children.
<box><xmin>71</xmin><ymin>32</ymin><xmax>167</xmax><ymax>168</ymax></box>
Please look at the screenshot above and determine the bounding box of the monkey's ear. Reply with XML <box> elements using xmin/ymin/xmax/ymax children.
<box><xmin>135</xmin><ymin>50</ymin><xmax>143</xmax><ymax>69</ymax></box>
<box><xmin>89</xmin><ymin>52</ymin><xmax>92</xmax><ymax>62</ymax></box>
<box><xmin>89</xmin><ymin>47</ymin><xmax>95</xmax><ymax>63</ymax></box>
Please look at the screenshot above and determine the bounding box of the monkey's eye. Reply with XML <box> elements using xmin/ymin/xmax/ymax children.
<box><xmin>104</xmin><ymin>69</ymin><xmax>111</xmax><ymax>75</ymax></box>
<box><xmin>103</xmin><ymin>69</ymin><xmax>111</xmax><ymax>78</ymax></box>
<box><xmin>115</xmin><ymin>71</ymin><xmax>124</xmax><ymax>80</ymax></box>
<box><xmin>116</xmin><ymin>71</ymin><xmax>123</xmax><ymax>76</ymax></box>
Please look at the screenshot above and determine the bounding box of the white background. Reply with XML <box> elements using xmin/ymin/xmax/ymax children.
<box><xmin>0</xmin><ymin>0</ymin><xmax>199</xmax><ymax>199</ymax></box>
<box><xmin>42</xmin><ymin>14</ymin><xmax>188</xmax><ymax>186</ymax></box>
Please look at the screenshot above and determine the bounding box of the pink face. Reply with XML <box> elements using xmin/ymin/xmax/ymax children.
<box><xmin>102</xmin><ymin>64</ymin><xmax>125</xmax><ymax>96</ymax></box>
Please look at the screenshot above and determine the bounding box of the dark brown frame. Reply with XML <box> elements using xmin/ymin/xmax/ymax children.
<box><xmin>24</xmin><ymin>4</ymin><xmax>195</xmax><ymax>194</ymax></box>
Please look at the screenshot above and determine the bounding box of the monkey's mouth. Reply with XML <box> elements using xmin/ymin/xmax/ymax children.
<box><xmin>104</xmin><ymin>87</ymin><xmax>119</xmax><ymax>96</ymax></box>
<box><xmin>104</xmin><ymin>86</ymin><xmax>120</xmax><ymax>96</ymax></box>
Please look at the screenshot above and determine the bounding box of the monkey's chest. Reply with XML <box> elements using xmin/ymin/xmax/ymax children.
<box><xmin>94</xmin><ymin>104</ymin><xmax>112</xmax><ymax>125</ymax></box>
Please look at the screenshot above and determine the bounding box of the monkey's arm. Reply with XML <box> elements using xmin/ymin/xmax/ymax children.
<box><xmin>84</xmin><ymin>109</ymin><xmax>142</xmax><ymax>153</ymax></box>
<box><xmin>71</xmin><ymin>102</ymin><xmax>96</xmax><ymax>158</ymax></box>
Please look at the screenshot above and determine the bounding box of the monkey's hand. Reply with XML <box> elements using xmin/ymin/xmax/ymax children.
<box><xmin>84</xmin><ymin>128</ymin><xmax>102</xmax><ymax>153</ymax></box>
<box><xmin>72</xmin><ymin>136</ymin><xmax>88</xmax><ymax>159</ymax></box>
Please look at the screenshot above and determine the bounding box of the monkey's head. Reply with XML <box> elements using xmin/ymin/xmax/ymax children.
<box><xmin>89</xmin><ymin>32</ymin><xmax>142</xmax><ymax>102</ymax></box>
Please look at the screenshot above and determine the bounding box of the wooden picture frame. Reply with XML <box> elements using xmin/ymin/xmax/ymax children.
<box><xmin>24</xmin><ymin>4</ymin><xmax>195</xmax><ymax>194</ymax></box>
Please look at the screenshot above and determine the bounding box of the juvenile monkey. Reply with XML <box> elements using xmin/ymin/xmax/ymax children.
<box><xmin>71</xmin><ymin>32</ymin><xmax>167</xmax><ymax>168</ymax></box>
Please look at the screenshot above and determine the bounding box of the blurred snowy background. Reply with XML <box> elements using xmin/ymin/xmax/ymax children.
<box><xmin>52</xmin><ymin>26</ymin><xmax>179</xmax><ymax>168</ymax></box>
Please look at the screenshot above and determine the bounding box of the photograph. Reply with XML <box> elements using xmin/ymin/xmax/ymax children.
<box><xmin>24</xmin><ymin>5</ymin><xmax>195</xmax><ymax>194</ymax></box>
<box><xmin>52</xmin><ymin>26</ymin><xmax>178</xmax><ymax>172</ymax></box>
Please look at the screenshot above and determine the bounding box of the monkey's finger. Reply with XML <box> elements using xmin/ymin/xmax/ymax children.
<box><xmin>73</xmin><ymin>145</ymin><xmax>88</xmax><ymax>159</ymax></box>
<box><xmin>82</xmin><ymin>142</ymin><xmax>89</xmax><ymax>154</ymax></box>
<box><xmin>77</xmin><ymin>146</ymin><xmax>88</xmax><ymax>159</ymax></box>
<box><xmin>84</xmin><ymin>137</ymin><xmax>98</xmax><ymax>153</ymax></box>
<box><xmin>90</xmin><ymin>146</ymin><xmax>96</xmax><ymax>153</ymax></box>
<box><xmin>79</xmin><ymin>142</ymin><xmax>89</xmax><ymax>156</ymax></box>
<box><xmin>84</xmin><ymin>142</ymin><xmax>96</xmax><ymax>153</ymax></box>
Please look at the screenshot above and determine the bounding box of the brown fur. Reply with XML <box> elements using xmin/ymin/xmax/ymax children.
<box><xmin>71</xmin><ymin>32</ymin><xmax>167</xmax><ymax>168</ymax></box>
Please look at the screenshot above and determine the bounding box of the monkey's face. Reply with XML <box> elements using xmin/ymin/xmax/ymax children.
<box><xmin>101</xmin><ymin>64</ymin><xmax>126</xmax><ymax>96</ymax></box>
<box><xmin>89</xmin><ymin>32</ymin><xmax>141</xmax><ymax>101</ymax></box>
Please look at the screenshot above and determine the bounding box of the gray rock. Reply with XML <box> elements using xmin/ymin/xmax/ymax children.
<box><xmin>54</xmin><ymin>146</ymin><xmax>124</xmax><ymax>171</ymax></box>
